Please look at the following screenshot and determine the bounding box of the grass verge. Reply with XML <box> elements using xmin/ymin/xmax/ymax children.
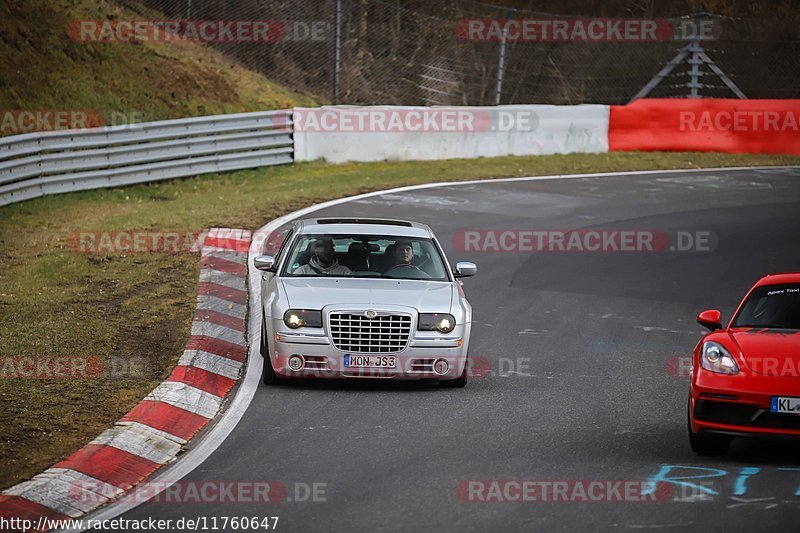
<box><xmin>1</xmin><ymin>151</ymin><xmax>799</xmax><ymax>489</ymax></box>
<box><xmin>0</xmin><ymin>0</ymin><xmax>317</xmax><ymax>133</ymax></box>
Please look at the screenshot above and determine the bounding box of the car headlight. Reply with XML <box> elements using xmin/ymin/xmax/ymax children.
<box><xmin>700</xmin><ymin>341</ymin><xmax>739</xmax><ymax>375</ymax></box>
<box><xmin>283</xmin><ymin>309</ymin><xmax>322</xmax><ymax>329</ymax></box>
<box><xmin>418</xmin><ymin>313</ymin><xmax>456</xmax><ymax>333</ymax></box>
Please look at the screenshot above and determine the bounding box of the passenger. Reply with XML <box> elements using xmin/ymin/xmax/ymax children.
<box><xmin>294</xmin><ymin>238</ymin><xmax>352</xmax><ymax>275</ymax></box>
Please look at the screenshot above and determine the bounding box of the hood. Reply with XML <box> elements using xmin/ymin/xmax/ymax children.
<box><xmin>728</xmin><ymin>328</ymin><xmax>800</xmax><ymax>378</ymax></box>
<box><xmin>281</xmin><ymin>278</ymin><xmax>453</xmax><ymax>312</ymax></box>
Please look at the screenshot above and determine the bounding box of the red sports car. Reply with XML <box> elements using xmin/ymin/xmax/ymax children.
<box><xmin>689</xmin><ymin>273</ymin><xmax>800</xmax><ymax>454</ymax></box>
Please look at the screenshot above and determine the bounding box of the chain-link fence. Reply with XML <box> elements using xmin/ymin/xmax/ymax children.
<box><xmin>123</xmin><ymin>0</ymin><xmax>800</xmax><ymax>105</ymax></box>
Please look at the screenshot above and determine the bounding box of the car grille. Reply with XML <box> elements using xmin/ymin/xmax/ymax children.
<box><xmin>329</xmin><ymin>312</ymin><xmax>412</xmax><ymax>353</ymax></box>
<box><xmin>411</xmin><ymin>359</ymin><xmax>437</xmax><ymax>373</ymax></box>
<box><xmin>303</xmin><ymin>355</ymin><xmax>328</xmax><ymax>370</ymax></box>
<box><xmin>695</xmin><ymin>399</ymin><xmax>800</xmax><ymax>431</ymax></box>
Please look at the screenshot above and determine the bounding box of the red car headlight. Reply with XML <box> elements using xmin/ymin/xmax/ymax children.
<box><xmin>700</xmin><ymin>341</ymin><xmax>739</xmax><ymax>375</ymax></box>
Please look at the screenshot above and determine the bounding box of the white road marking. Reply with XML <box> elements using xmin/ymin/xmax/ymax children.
<box><xmin>636</xmin><ymin>325</ymin><xmax>697</xmax><ymax>335</ymax></box>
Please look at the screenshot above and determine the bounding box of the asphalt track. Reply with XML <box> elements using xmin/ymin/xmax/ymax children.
<box><xmin>113</xmin><ymin>167</ymin><xmax>800</xmax><ymax>532</ymax></box>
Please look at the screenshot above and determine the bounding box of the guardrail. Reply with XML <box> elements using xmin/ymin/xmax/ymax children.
<box><xmin>0</xmin><ymin>110</ymin><xmax>293</xmax><ymax>207</ymax></box>
<box><xmin>4</xmin><ymin>100</ymin><xmax>795</xmax><ymax>208</ymax></box>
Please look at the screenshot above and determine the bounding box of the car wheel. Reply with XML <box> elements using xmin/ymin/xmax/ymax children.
<box><xmin>261</xmin><ymin>311</ymin><xmax>282</xmax><ymax>386</ymax></box>
<box><xmin>687</xmin><ymin>397</ymin><xmax>730</xmax><ymax>455</ymax></box>
<box><xmin>440</xmin><ymin>360</ymin><xmax>468</xmax><ymax>388</ymax></box>
<box><xmin>260</xmin><ymin>313</ymin><xmax>268</xmax><ymax>358</ymax></box>
<box><xmin>262</xmin><ymin>356</ymin><xmax>281</xmax><ymax>386</ymax></box>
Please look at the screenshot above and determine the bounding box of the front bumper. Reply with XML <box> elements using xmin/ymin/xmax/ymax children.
<box><xmin>690</xmin><ymin>369</ymin><xmax>800</xmax><ymax>438</ymax></box>
<box><xmin>267</xmin><ymin>318</ymin><xmax>469</xmax><ymax>380</ymax></box>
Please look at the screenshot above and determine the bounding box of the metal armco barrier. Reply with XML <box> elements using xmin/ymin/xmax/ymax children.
<box><xmin>3</xmin><ymin>100</ymin><xmax>796</xmax><ymax>208</ymax></box>
<box><xmin>0</xmin><ymin>110</ymin><xmax>293</xmax><ymax>207</ymax></box>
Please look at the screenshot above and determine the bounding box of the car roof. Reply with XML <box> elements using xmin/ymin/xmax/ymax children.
<box><xmin>754</xmin><ymin>272</ymin><xmax>800</xmax><ymax>287</ymax></box>
<box><xmin>296</xmin><ymin>217</ymin><xmax>434</xmax><ymax>238</ymax></box>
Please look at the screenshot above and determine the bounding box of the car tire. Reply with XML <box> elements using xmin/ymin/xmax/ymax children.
<box><xmin>687</xmin><ymin>397</ymin><xmax>730</xmax><ymax>455</ymax></box>
<box><xmin>261</xmin><ymin>311</ymin><xmax>282</xmax><ymax>386</ymax></box>
<box><xmin>440</xmin><ymin>360</ymin><xmax>468</xmax><ymax>388</ymax></box>
<box><xmin>260</xmin><ymin>310</ymin><xmax>271</xmax><ymax>358</ymax></box>
<box><xmin>262</xmin><ymin>357</ymin><xmax>281</xmax><ymax>386</ymax></box>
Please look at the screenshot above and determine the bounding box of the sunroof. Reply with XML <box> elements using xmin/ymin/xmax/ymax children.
<box><xmin>315</xmin><ymin>218</ymin><xmax>413</xmax><ymax>227</ymax></box>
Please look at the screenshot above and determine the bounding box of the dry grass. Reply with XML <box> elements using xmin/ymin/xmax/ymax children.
<box><xmin>0</xmin><ymin>0</ymin><xmax>317</xmax><ymax>132</ymax></box>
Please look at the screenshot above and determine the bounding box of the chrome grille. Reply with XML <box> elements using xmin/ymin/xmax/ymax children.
<box><xmin>329</xmin><ymin>312</ymin><xmax>412</xmax><ymax>353</ymax></box>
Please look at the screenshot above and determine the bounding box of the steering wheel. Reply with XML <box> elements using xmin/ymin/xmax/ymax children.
<box><xmin>415</xmin><ymin>254</ymin><xmax>431</xmax><ymax>271</ymax></box>
<box><xmin>386</xmin><ymin>263</ymin><xmax>424</xmax><ymax>273</ymax></box>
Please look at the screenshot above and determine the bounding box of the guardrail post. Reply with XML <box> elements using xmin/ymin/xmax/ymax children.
<box><xmin>333</xmin><ymin>0</ymin><xmax>342</xmax><ymax>104</ymax></box>
<box><xmin>493</xmin><ymin>9</ymin><xmax>513</xmax><ymax>106</ymax></box>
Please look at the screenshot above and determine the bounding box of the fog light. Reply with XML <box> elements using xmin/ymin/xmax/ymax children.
<box><xmin>433</xmin><ymin>359</ymin><xmax>449</xmax><ymax>376</ymax></box>
<box><xmin>288</xmin><ymin>355</ymin><xmax>305</xmax><ymax>371</ymax></box>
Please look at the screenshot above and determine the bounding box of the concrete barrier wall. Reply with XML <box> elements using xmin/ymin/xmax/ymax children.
<box><xmin>293</xmin><ymin>105</ymin><xmax>610</xmax><ymax>163</ymax></box>
<box><xmin>3</xmin><ymin>100</ymin><xmax>797</xmax><ymax>208</ymax></box>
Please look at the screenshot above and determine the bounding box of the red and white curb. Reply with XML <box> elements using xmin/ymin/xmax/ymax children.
<box><xmin>0</xmin><ymin>229</ymin><xmax>251</xmax><ymax>531</ymax></box>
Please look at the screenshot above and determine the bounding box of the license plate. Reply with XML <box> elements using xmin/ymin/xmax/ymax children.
<box><xmin>344</xmin><ymin>354</ymin><xmax>396</xmax><ymax>368</ymax></box>
<box><xmin>771</xmin><ymin>396</ymin><xmax>800</xmax><ymax>415</ymax></box>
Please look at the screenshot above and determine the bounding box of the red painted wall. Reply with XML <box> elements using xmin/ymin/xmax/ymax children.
<box><xmin>609</xmin><ymin>99</ymin><xmax>800</xmax><ymax>154</ymax></box>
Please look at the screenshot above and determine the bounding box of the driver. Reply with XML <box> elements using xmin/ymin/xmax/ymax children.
<box><xmin>392</xmin><ymin>240</ymin><xmax>414</xmax><ymax>267</ymax></box>
<box><xmin>295</xmin><ymin>238</ymin><xmax>352</xmax><ymax>275</ymax></box>
<box><xmin>385</xmin><ymin>240</ymin><xmax>429</xmax><ymax>278</ymax></box>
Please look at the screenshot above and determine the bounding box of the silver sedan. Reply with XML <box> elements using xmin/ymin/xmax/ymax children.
<box><xmin>254</xmin><ymin>218</ymin><xmax>476</xmax><ymax>387</ymax></box>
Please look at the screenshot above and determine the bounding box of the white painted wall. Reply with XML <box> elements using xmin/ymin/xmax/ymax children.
<box><xmin>293</xmin><ymin>104</ymin><xmax>610</xmax><ymax>163</ymax></box>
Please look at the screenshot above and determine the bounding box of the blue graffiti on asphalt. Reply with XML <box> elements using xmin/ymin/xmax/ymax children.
<box><xmin>643</xmin><ymin>465</ymin><xmax>800</xmax><ymax>497</ymax></box>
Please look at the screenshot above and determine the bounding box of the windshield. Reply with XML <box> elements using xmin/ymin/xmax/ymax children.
<box><xmin>733</xmin><ymin>283</ymin><xmax>800</xmax><ymax>329</ymax></box>
<box><xmin>281</xmin><ymin>233</ymin><xmax>450</xmax><ymax>281</ymax></box>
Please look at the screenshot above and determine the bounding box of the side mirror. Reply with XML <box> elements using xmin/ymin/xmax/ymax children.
<box><xmin>254</xmin><ymin>255</ymin><xmax>277</xmax><ymax>272</ymax></box>
<box><xmin>697</xmin><ymin>309</ymin><xmax>722</xmax><ymax>331</ymax></box>
<box><xmin>454</xmin><ymin>261</ymin><xmax>477</xmax><ymax>278</ymax></box>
